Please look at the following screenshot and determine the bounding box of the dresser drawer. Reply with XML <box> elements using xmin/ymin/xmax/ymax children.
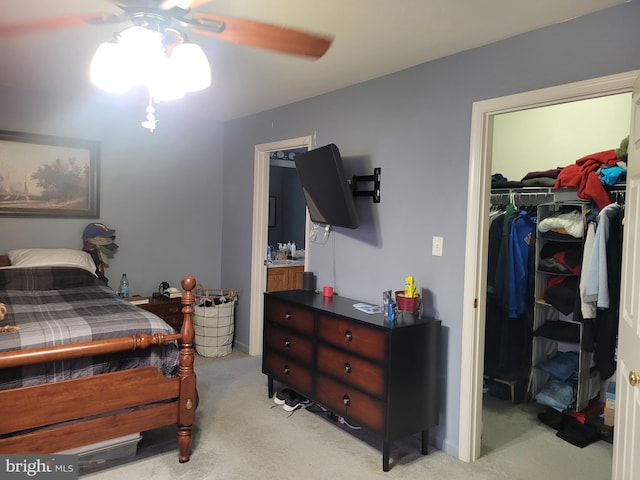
<box><xmin>317</xmin><ymin>316</ymin><xmax>386</xmax><ymax>363</ymax></box>
<box><xmin>139</xmin><ymin>299</ymin><xmax>183</xmax><ymax>331</ymax></box>
<box><xmin>317</xmin><ymin>344</ymin><xmax>385</xmax><ymax>398</ymax></box>
<box><xmin>316</xmin><ymin>375</ymin><xmax>385</xmax><ymax>434</ymax></box>
<box><xmin>264</xmin><ymin>322</ymin><xmax>313</xmax><ymax>365</ymax></box>
<box><xmin>265</xmin><ymin>299</ymin><xmax>314</xmax><ymax>336</ymax></box>
<box><xmin>263</xmin><ymin>351</ymin><xmax>313</xmax><ymax>396</ymax></box>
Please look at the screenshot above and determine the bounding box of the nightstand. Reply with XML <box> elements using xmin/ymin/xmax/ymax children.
<box><xmin>138</xmin><ymin>297</ymin><xmax>184</xmax><ymax>332</ymax></box>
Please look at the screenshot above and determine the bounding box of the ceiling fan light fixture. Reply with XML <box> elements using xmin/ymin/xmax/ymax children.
<box><xmin>118</xmin><ymin>26</ymin><xmax>166</xmax><ymax>87</ymax></box>
<box><xmin>171</xmin><ymin>42</ymin><xmax>211</xmax><ymax>92</ymax></box>
<box><xmin>90</xmin><ymin>20</ymin><xmax>212</xmax><ymax>131</ymax></box>
<box><xmin>90</xmin><ymin>41</ymin><xmax>132</xmax><ymax>94</ymax></box>
<box><xmin>149</xmin><ymin>57</ymin><xmax>186</xmax><ymax>102</ymax></box>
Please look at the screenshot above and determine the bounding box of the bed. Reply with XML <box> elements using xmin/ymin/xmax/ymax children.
<box><xmin>0</xmin><ymin>248</ymin><xmax>197</xmax><ymax>463</ymax></box>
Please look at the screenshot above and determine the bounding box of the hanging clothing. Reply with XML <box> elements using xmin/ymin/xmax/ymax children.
<box><xmin>579</xmin><ymin>222</ymin><xmax>597</xmax><ymax>319</ymax></box>
<box><xmin>508</xmin><ymin>210</ymin><xmax>535</xmax><ymax>318</ymax></box>
<box><xmin>493</xmin><ymin>205</ymin><xmax>518</xmax><ymax>313</ymax></box>
<box><xmin>485</xmin><ymin>205</ymin><xmax>534</xmax><ymax>377</ymax></box>
<box><xmin>581</xmin><ymin>202</ymin><xmax>623</xmax><ymax>380</ymax></box>
<box><xmin>583</xmin><ymin>203</ymin><xmax>621</xmax><ymax>309</ymax></box>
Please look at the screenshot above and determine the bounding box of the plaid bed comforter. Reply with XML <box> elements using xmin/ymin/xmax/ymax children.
<box><xmin>0</xmin><ymin>266</ymin><xmax>180</xmax><ymax>390</ymax></box>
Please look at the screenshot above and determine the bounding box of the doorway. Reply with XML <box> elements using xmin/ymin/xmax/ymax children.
<box><xmin>459</xmin><ymin>70</ymin><xmax>640</xmax><ymax>462</ymax></box>
<box><xmin>268</xmin><ymin>147</ymin><xmax>308</xmax><ymax>254</ymax></box>
<box><xmin>248</xmin><ymin>135</ymin><xmax>313</xmax><ymax>356</ymax></box>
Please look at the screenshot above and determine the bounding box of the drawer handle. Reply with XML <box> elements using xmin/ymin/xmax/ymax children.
<box><xmin>345</xmin><ymin>330</ymin><xmax>353</xmax><ymax>342</ymax></box>
<box><xmin>343</xmin><ymin>394</ymin><xmax>351</xmax><ymax>407</ymax></box>
<box><xmin>285</xmin><ymin>313</ymin><xmax>292</xmax><ymax>320</ymax></box>
<box><xmin>344</xmin><ymin>362</ymin><xmax>351</xmax><ymax>374</ymax></box>
<box><xmin>283</xmin><ymin>365</ymin><xmax>290</xmax><ymax>375</ymax></box>
<box><xmin>284</xmin><ymin>338</ymin><xmax>291</xmax><ymax>348</ymax></box>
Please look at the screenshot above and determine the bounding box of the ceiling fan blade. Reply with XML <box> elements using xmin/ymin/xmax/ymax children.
<box><xmin>0</xmin><ymin>13</ymin><xmax>116</xmax><ymax>36</ymax></box>
<box><xmin>191</xmin><ymin>13</ymin><xmax>332</xmax><ymax>59</ymax></box>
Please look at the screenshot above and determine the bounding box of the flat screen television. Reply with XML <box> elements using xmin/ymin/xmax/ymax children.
<box><xmin>293</xmin><ymin>143</ymin><xmax>359</xmax><ymax>229</ymax></box>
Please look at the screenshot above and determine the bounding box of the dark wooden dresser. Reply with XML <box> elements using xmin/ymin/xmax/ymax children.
<box><xmin>263</xmin><ymin>290</ymin><xmax>441</xmax><ymax>471</ymax></box>
<box><xmin>138</xmin><ymin>297</ymin><xmax>184</xmax><ymax>332</ymax></box>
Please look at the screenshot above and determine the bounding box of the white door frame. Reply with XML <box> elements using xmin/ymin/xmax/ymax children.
<box><xmin>459</xmin><ymin>70</ymin><xmax>640</xmax><ymax>462</ymax></box>
<box><xmin>248</xmin><ymin>135</ymin><xmax>313</xmax><ymax>355</ymax></box>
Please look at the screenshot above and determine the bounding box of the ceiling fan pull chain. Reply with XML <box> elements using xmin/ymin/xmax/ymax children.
<box><xmin>141</xmin><ymin>94</ymin><xmax>158</xmax><ymax>132</ymax></box>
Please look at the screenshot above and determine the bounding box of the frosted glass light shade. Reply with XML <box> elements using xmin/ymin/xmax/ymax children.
<box><xmin>171</xmin><ymin>42</ymin><xmax>211</xmax><ymax>92</ymax></box>
<box><xmin>90</xmin><ymin>42</ymin><xmax>132</xmax><ymax>93</ymax></box>
<box><xmin>119</xmin><ymin>26</ymin><xmax>165</xmax><ymax>87</ymax></box>
<box><xmin>149</xmin><ymin>57</ymin><xmax>186</xmax><ymax>103</ymax></box>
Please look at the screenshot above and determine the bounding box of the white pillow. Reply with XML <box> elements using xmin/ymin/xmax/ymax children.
<box><xmin>7</xmin><ymin>248</ymin><xmax>97</xmax><ymax>274</ymax></box>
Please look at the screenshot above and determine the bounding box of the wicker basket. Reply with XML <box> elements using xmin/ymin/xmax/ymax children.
<box><xmin>192</xmin><ymin>286</ymin><xmax>237</xmax><ymax>358</ymax></box>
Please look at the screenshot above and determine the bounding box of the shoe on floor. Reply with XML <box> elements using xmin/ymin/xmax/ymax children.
<box><xmin>283</xmin><ymin>392</ymin><xmax>311</xmax><ymax>412</ymax></box>
<box><xmin>273</xmin><ymin>388</ymin><xmax>295</xmax><ymax>406</ymax></box>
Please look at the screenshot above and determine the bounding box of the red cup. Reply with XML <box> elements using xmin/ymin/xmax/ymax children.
<box><xmin>323</xmin><ymin>286</ymin><xmax>333</xmax><ymax>297</ymax></box>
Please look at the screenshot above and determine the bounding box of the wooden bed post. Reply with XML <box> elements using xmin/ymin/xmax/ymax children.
<box><xmin>178</xmin><ymin>275</ymin><xmax>197</xmax><ymax>462</ymax></box>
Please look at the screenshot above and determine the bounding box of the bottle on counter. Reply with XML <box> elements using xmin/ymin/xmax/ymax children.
<box><xmin>119</xmin><ymin>273</ymin><xmax>129</xmax><ymax>297</ymax></box>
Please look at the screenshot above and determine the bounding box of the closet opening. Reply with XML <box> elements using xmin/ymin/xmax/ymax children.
<box><xmin>485</xmin><ymin>92</ymin><xmax>630</xmax><ymax>406</ymax></box>
<box><xmin>459</xmin><ymin>70</ymin><xmax>640</xmax><ymax>467</ymax></box>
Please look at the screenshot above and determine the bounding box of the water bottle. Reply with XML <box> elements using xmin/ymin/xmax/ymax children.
<box><xmin>119</xmin><ymin>273</ymin><xmax>129</xmax><ymax>297</ymax></box>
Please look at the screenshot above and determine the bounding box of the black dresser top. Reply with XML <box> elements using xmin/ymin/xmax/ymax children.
<box><xmin>265</xmin><ymin>290</ymin><xmax>436</xmax><ymax>329</ymax></box>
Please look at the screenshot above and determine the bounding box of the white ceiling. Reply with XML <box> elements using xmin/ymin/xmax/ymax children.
<box><xmin>0</xmin><ymin>0</ymin><xmax>628</xmax><ymax>122</ymax></box>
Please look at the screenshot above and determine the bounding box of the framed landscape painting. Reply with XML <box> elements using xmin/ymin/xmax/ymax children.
<box><xmin>0</xmin><ymin>130</ymin><xmax>99</xmax><ymax>218</ymax></box>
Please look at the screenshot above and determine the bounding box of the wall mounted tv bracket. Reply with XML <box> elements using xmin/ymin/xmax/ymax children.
<box><xmin>351</xmin><ymin>167</ymin><xmax>381</xmax><ymax>203</ymax></box>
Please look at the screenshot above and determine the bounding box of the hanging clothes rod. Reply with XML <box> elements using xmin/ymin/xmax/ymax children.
<box><xmin>490</xmin><ymin>185</ymin><xmax>627</xmax><ymax>206</ymax></box>
<box><xmin>609</xmin><ymin>189</ymin><xmax>626</xmax><ymax>205</ymax></box>
<box><xmin>490</xmin><ymin>190</ymin><xmax>555</xmax><ymax>206</ymax></box>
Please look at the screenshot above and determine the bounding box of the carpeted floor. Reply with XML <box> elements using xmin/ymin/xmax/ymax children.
<box><xmin>83</xmin><ymin>352</ymin><xmax>613</xmax><ymax>480</ymax></box>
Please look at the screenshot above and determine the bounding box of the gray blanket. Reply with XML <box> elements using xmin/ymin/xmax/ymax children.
<box><xmin>0</xmin><ymin>266</ymin><xmax>179</xmax><ymax>389</ymax></box>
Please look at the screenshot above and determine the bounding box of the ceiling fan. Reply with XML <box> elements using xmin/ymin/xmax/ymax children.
<box><xmin>1</xmin><ymin>1</ymin><xmax>333</xmax><ymax>131</ymax></box>
<box><xmin>0</xmin><ymin>0</ymin><xmax>333</xmax><ymax>59</ymax></box>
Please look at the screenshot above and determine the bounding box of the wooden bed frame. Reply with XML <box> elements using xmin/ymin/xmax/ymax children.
<box><xmin>0</xmin><ymin>256</ymin><xmax>197</xmax><ymax>463</ymax></box>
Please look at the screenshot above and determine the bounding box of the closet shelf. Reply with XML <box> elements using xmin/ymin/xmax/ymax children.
<box><xmin>535</xmin><ymin>269</ymin><xmax>578</xmax><ymax>277</ymax></box>
<box><xmin>533</xmin><ymin>320</ymin><xmax>581</xmax><ymax>344</ymax></box>
<box><xmin>538</xmin><ymin>232</ymin><xmax>583</xmax><ymax>242</ymax></box>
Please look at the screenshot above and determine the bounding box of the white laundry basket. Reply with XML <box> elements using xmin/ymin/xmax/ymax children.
<box><xmin>192</xmin><ymin>287</ymin><xmax>237</xmax><ymax>358</ymax></box>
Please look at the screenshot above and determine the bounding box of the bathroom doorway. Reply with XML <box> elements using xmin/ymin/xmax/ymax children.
<box><xmin>268</xmin><ymin>147</ymin><xmax>308</xmax><ymax>256</ymax></box>
<box><xmin>248</xmin><ymin>135</ymin><xmax>313</xmax><ymax>355</ymax></box>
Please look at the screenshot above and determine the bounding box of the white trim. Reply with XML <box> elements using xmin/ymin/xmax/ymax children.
<box><xmin>459</xmin><ymin>70</ymin><xmax>640</xmax><ymax>462</ymax></box>
<box><xmin>248</xmin><ymin>135</ymin><xmax>313</xmax><ymax>356</ymax></box>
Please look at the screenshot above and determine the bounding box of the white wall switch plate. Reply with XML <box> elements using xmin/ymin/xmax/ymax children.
<box><xmin>432</xmin><ymin>236</ymin><xmax>443</xmax><ymax>256</ymax></box>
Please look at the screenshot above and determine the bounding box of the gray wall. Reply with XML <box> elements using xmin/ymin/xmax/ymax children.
<box><xmin>221</xmin><ymin>1</ymin><xmax>640</xmax><ymax>456</ymax></box>
<box><xmin>0</xmin><ymin>88</ymin><xmax>225</xmax><ymax>295</ymax></box>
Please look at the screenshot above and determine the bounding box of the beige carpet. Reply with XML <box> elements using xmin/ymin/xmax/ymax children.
<box><xmin>84</xmin><ymin>352</ymin><xmax>613</xmax><ymax>480</ymax></box>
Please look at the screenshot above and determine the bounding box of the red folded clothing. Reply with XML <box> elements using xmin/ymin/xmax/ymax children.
<box><xmin>553</xmin><ymin>251</ymin><xmax>581</xmax><ymax>275</ymax></box>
